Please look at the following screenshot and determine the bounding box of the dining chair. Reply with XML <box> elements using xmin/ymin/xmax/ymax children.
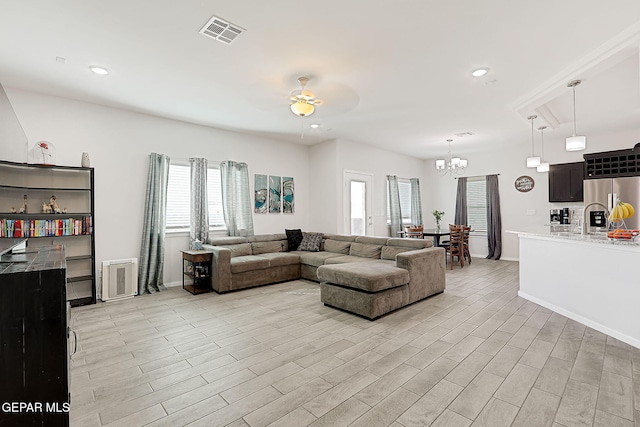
<box><xmin>462</xmin><ymin>225</ymin><xmax>471</xmax><ymax>264</ymax></box>
<box><xmin>445</xmin><ymin>224</ymin><xmax>464</xmax><ymax>269</ymax></box>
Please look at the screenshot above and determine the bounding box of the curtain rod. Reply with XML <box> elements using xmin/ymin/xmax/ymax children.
<box><xmin>455</xmin><ymin>173</ymin><xmax>500</xmax><ymax>179</ymax></box>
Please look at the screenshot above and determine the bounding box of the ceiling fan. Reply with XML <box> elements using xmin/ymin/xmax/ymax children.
<box><xmin>289</xmin><ymin>76</ymin><xmax>322</xmax><ymax>117</ymax></box>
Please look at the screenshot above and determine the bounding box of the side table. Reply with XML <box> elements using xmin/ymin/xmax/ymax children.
<box><xmin>181</xmin><ymin>250</ymin><xmax>213</xmax><ymax>295</ymax></box>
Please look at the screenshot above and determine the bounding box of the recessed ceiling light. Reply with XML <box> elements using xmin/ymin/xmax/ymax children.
<box><xmin>310</xmin><ymin>123</ymin><xmax>320</xmax><ymax>129</ymax></box>
<box><xmin>89</xmin><ymin>66</ymin><xmax>109</xmax><ymax>75</ymax></box>
<box><xmin>472</xmin><ymin>68</ymin><xmax>489</xmax><ymax>77</ymax></box>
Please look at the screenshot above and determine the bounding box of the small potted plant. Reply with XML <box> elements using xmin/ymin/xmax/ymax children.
<box><xmin>432</xmin><ymin>210</ymin><xmax>445</xmax><ymax>231</ymax></box>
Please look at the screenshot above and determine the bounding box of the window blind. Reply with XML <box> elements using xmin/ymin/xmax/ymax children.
<box><xmin>387</xmin><ymin>179</ymin><xmax>413</xmax><ymax>224</ymax></box>
<box><xmin>467</xmin><ymin>177</ymin><xmax>488</xmax><ymax>233</ymax></box>
<box><xmin>398</xmin><ymin>180</ymin><xmax>412</xmax><ymax>224</ymax></box>
<box><xmin>166</xmin><ymin>164</ymin><xmax>225</xmax><ymax>230</ymax></box>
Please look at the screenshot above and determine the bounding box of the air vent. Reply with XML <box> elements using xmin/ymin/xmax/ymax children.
<box><xmin>199</xmin><ymin>15</ymin><xmax>245</xmax><ymax>45</ymax></box>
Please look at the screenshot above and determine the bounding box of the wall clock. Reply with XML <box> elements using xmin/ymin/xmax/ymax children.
<box><xmin>515</xmin><ymin>175</ymin><xmax>535</xmax><ymax>192</ymax></box>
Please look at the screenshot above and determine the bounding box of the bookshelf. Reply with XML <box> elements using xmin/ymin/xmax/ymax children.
<box><xmin>0</xmin><ymin>160</ymin><xmax>95</xmax><ymax>307</ymax></box>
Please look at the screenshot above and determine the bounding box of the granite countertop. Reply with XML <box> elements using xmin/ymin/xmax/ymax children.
<box><xmin>507</xmin><ymin>226</ymin><xmax>640</xmax><ymax>247</ymax></box>
<box><xmin>0</xmin><ymin>244</ymin><xmax>66</xmax><ymax>275</ymax></box>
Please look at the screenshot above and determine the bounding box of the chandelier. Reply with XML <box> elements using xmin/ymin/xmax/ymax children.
<box><xmin>436</xmin><ymin>139</ymin><xmax>467</xmax><ymax>175</ymax></box>
<box><xmin>290</xmin><ymin>77</ymin><xmax>322</xmax><ymax>117</ymax></box>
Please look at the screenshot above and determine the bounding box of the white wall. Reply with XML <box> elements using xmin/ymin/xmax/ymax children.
<box><xmin>308</xmin><ymin>139</ymin><xmax>339</xmax><ymax>232</ymax></box>
<box><xmin>2</xmin><ymin>88</ymin><xmax>311</xmax><ymax>285</ymax></box>
<box><xmin>426</xmin><ymin>127</ymin><xmax>640</xmax><ymax>260</ymax></box>
<box><xmin>334</xmin><ymin>138</ymin><xmax>428</xmax><ymax>237</ymax></box>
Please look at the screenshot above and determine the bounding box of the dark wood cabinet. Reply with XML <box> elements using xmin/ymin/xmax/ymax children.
<box><xmin>0</xmin><ymin>245</ymin><xmax>70</xmax><ymax>426</ymax></box>
<box><xmin>549</xmin><ymin>162</ymin><xmax>584</xmax><ymax>202</ymax></box>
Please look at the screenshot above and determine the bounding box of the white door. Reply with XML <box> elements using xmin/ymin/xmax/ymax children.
<box><xmin>343</xmin><ymin>171</ymin><xmax>373</xmax><ymax>236</ymax></box>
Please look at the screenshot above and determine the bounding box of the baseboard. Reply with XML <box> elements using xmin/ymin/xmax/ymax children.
<box><xmin>469</xmin><ymin>254</ymin><xmax>519</xmax><ymax>262</ymax></box>
<box><xmin>164</xmin><ymin>280</ymin><xmax>183</xmax><ymax>288</ymax></box>
<box><xmin>518</xmin><ymin>290</ymin><xmax>640</xmax><ymax>349</ymax></box>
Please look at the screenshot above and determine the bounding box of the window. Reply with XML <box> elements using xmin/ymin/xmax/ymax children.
<box><xmin>467</xmin><ymin>177</ymin><xmax>488</xmax><ymax>234</ymax></box>
<box><xmin>166</xmin><ymin>164</ymin><xmax>225</xmax><ymax>231</ymax></box>
<box><xmin>387</xmin><ymin>179</ymin><xmax>412</xmax><ymax>225</ymax></box>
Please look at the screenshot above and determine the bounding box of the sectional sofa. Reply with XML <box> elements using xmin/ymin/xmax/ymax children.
<box><xmin>203</xmin><ymin>233</ymin><xmax>446</xmax><ymax>319</ymax></box>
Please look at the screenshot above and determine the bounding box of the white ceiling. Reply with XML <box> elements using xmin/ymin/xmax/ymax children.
<box><xmin>2</xmin><ymin>0</ymin><xmax>640</xmax><ymax>159</ymax></box>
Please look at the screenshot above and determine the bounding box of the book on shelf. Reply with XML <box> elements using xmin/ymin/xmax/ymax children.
<box><xmin>0</xmin><ymin>216</ymin><xmax>92</xmax><ymax>238</ymax></box>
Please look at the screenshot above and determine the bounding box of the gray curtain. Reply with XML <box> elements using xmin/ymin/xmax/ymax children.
<box><xmin>189</xmin><ymin>158</ymin><xmax>209</xmax><ymax>249</ymax></box>
<box><xmin>486</xmin><ymin>174</ymin><xmax>502</xmax><ymax>260</ymax></box>
<box><xmin>454</xmin><ymin>177</ymin><xmax>468</xmax><ymax>225</ymax></box>
<box><xmin>387</xmin><ymin>175</ymin><xmax>403</xmax><ymax>236</ymax></box>
<box><xmin>138</xmin><ymin>153</ymin><xmax>170</xmax><ymax>294</ymax></box>
<box><xmin>410</xmin><ymin>178</ymin><xmax>423</xmax><ymax>226</ymax></box>
<box><xmin>220</xmin><ymin>160</ymin><xmax>254</xmax><ymax>237</ymax></box>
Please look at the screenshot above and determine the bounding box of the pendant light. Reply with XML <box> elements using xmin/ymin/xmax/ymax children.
<box><xmin>537</xmin><ymin>126</ymin><xmax>549</xmax><ymax>172</ymax></box>
<box><xmin>526</xmin><ymin>115</ymin><xmax>540</xmax><ymax>167</ymax></box>
<box><xmin>566</xmin><ymin>80</ymin><xmax>586</xmax><ymax>151</ymax></box>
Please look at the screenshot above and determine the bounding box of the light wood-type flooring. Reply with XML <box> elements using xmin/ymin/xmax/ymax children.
<box><xmin>69</xmin><ymin>258</ymin><xmax>640</xmax><ymax>426</ymax></box>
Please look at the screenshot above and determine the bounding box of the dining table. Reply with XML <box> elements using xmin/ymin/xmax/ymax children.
<box><xmin>421</xmin><ymin>228</ymin><xmax>451</xmax><ymax>247</ymax></box>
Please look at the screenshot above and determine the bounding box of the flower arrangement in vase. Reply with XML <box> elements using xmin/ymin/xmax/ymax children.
<box><xmin>432</xmin><ymin>210</ymin><xmax>445</xmax><ymax>231</ymax></box>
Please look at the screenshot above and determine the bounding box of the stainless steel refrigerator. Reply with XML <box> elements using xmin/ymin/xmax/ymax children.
<box><xmin>583</xmin><ymin>177</ymin><xmax>640</xmax><ymax>229</ymax></box>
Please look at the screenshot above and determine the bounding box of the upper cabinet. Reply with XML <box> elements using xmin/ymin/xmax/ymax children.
<box><xmin>549</xmin><ymin>162</ymin><xmax>584</xmax><ymax>202</ymax></box>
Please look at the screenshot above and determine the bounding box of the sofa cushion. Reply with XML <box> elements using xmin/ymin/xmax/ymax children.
<box><xmin>256</xmin><ymin>252</ymin><xmax>300</xmax><ymax>267</ymax></box>
<box><xmin>323</xmin><ymin>234</ymin><xmax>358</xmax><ymax>242</ymax></box>
<box><xmin>218</xmin><ymin>243</ymin><xmax>252</xmax><ymax>258</ymax></box>
<box><xmin>386</xmin><ymin>238</ymin><xmax>433</xmax><ymax>249</ymax></box>
<box><xmin>248</xmin><ymin>234</ymin><xmax>286</xmax><ymax>243</ymax></box>
<box><xmin>325</xmin><ymin>255</ymin><xmax>378</xmax><ymax>264</ymax></box>
<box><xmin>381</xmin><ymin>246</ymin><xmax>413</xmax><ymax>260</ymax></box>
<box><xmin>355</xmin><ymin>236</ymin><xmax>389</xmax><ymax>246</ymax></box>
<box><xmin>285</xmin><ymin>229</ymin><xmax>304</xmax><ymax>251</ymax></box>
<box><xmin>230</xmin><ymin>255</ymin><xmax>271</xmax><ymax>273</ymax></box>
<box><xmin>208</xmin><ymin>236</ymin><xmax>248</xmax><ymax>245</ymax></box>
<box><xmin>298</xmin><ymin>232</ymin><xmax>324</xmax><ymax>252</ymax></box>
<box><xmin>324</xmin><ymin>239</ymin><xmax>351</xmax><ymax>254</ymax></box>
<box><xmin>251</xmin><ymin>241</ymin><xmax>284</xmax><ymax>255</ymax></box>
<box><xmin>349</xmin><ymin>242</ymin><xmax>382</xmax><ymax>259</ymax></box>
<box><xmin>294</xmin><ymin>251</ymin><xmax>342</xmax><ymax>267</ymax></box>
<box><xmin>317</xmin><ymin>262</ymin><xmax>409</xmax><ymax>292</ymax></box>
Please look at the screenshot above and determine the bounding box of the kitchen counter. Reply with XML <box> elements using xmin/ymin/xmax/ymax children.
<box><xmin>511</xmin><ymin>228</ymin><xmax>640</xmax><ymax>349</ymax></box>
<box><xmin>507</xmin><ymin>226</ymin><xmax>639</xmax><ymax>248</ymax></box>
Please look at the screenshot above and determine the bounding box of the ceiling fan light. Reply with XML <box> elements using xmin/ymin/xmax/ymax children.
<box><xmin>566</xmin><ymin>135</ymin><xmax>586</xmax><ymax>151</ymax></box>
<box><xmin>526</xmin><ymin>156</ymin><xmax>541</xmax><ymax>167</ymax></box>
<box><xmin>290</xmin><ymin>100</ymin><xmax>315</xmax><ymax>117</ymax></box>
<box><xmin>435</xmin><ymin>159</ymin><xmax>446</xmax><ymax>170</ymax></box>
<box><xmin>537</xmin><ymin>162</ymin><xmax>550</xmax><ymax>172</ymax></box>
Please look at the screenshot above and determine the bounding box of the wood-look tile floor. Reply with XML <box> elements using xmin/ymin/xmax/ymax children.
<box><xmin>69</xmin><ymin>259</ymin><xmax>640</xmax><ymax>427</ymax></box>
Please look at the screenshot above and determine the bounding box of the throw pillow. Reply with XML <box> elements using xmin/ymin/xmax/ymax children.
<box><xmin>297</xmin><ymin>232</ymin><xmax>324</xmax><ymax>252</ymax></box>
<box><xmin>285</xmin><ymin>229</ymin><xmax>303</xmax><ymax>251</ymax></box>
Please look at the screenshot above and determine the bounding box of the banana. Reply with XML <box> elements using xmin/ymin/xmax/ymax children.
<box><xmin>623</xmin><ymin>202</ymin><xmax>635</xmax><ymax>218</ymax></box>
<box><xmin>619</xmin><ymin>203</ymin><xmax>629</xmax><ymax>219</ymax></box>
<box><xmin>609</xmin><ymin>205</ymin><xmax>623</xmax><ymax>222</ymax></box>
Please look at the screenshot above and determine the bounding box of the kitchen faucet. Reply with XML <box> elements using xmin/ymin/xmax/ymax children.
<box><xmin>582</xmin><ymin>202</ymin><xmax>609</xmax><ymax>235</ymax></box>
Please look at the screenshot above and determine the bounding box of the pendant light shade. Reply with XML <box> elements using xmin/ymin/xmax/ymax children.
<box><xmin>566</xmin><ymin>135</ymin><xmax>586</xmax><ymax>151</ymax></box>
<box><xmin>537</xmin><ymin>125</ymin><xmax>550</xmax><ymax>172</ymax></box>
<box><xmin>526</xmin><ymin>115</ymin><xmax>540</xmax><ymax>167</ymax></box>
<box><xmin>566</xmin><ymin>80</ymin><xmax>586</xmax><ymax>151</ymax></box>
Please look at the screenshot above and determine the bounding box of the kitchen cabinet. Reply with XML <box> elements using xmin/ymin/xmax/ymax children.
<box><xmin>549</xmin><ymin>162</ymin><xmax>584</xmax><ymax>202</ymax></box>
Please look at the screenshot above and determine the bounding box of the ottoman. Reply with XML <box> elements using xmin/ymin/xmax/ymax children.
<box><xmin>317</xmin><ymin>262</ymin><xmax>410</xmax><ymax>319</ymax></box>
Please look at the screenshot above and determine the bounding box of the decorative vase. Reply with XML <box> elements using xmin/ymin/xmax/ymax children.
<box><xmin>81</xmin><ymin>152</ymin><xmax>90</xmax><ymax>168</ymax></box>
<box><xmin>435</xmin><ymin>219</ymin><xmax>441</xmax><ymax>231</ymax></box>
